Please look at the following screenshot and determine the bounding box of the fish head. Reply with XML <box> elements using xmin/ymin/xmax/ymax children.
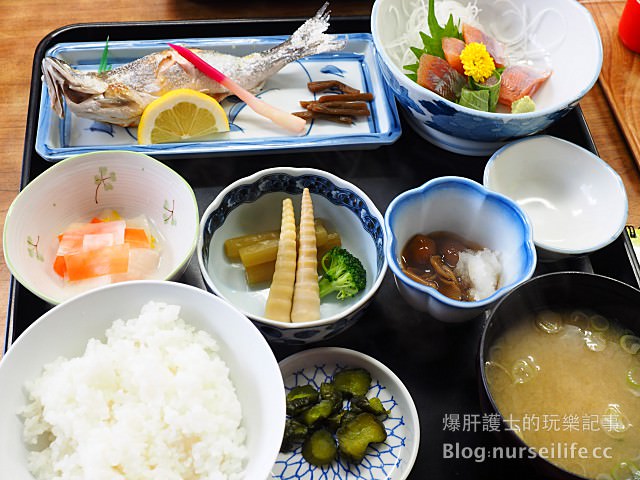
<box><xmin>42</xmin><ymin>57</ymin><xmax>153</xmax><ymax>127</ymax></box>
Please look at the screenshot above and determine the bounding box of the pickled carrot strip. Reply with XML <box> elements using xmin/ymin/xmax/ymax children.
<box><xmin>53</xmin><ymin>256</ymin><xmax>66</xmax><ymax>278</ymax></box>
<box><xmin>124</xmin><ymin>228</ymin><xmax>151</xmax><ymax>249</ymax></box>
<box><xmin>64</xmin><ymin>244</ymin><xmax>129</xmax><ymax>281</ymax></box>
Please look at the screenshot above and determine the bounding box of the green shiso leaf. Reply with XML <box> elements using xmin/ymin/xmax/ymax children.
<box><xmin>403</xmin><ymin>0</ymin><xmax>462</xmax><ymax>75</ymax></box>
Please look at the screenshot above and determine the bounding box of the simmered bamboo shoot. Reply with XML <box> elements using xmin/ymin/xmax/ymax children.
<box><xmin>291</xmin><ymin>188</ymin><xmax>321</xmax><ymax>322</ymax></box>
<box><xmin>264</xmin><ymin>199</ymin><xmax>297</xmax><ymax>322</ymax></box>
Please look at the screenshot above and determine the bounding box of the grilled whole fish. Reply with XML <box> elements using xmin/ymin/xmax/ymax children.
<box><xmin>42</xmin><ymin>3</ymin><xmax>345</xmax><ymax>127</ymax></box>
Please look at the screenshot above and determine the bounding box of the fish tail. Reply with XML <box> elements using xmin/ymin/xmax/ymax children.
<box><xmin>41</xmin><ymin>57</ymin><xmax>108</xmax><ymax>118</ymax></box>
<box><xmin>264</xmin><ymin>2</ymin><xmax>346</xmax><ymax>66</ymax></box>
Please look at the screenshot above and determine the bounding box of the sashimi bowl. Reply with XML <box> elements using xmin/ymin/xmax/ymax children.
<box><xmin>3</xmin><ymin>150</ymin><xmax>199</xmax><ymax>304</ymax></box>
<box><xmin>385</xmin><ymin>176</ymin><xmax>537</xmax><ymax>322</ymax></box>
<box><xmin>197</xmin><ymin>167</ymin><xmax>387</xmax><ymax>345</ymax></box>
<box><xmin>371</xmin><ymin>0</ymin><xmax>603</xmax><ymax>156</ymax></box>
<box><xmin>0</xmin><ymin>281</ymin><xmax>285</xmax><ymax>480</ymax></box>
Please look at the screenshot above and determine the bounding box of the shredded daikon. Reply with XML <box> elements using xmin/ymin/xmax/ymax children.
<box><xmin>384</xmin><ymin>0</ymin><xmax>564</xmax><ymax>73</ymax></box>
<box><xmin>487</xmin><ymin>0</ymin><xmax>565</xmax><ymax>68</ymax></box>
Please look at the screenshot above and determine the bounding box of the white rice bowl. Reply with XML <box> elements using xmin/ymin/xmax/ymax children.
<box><xmin>22</xmin><ymin>302</ymin><xmax>246</xmax><ymax>479</ymax></box>
<box><xmin>0</xmin><ymin>281</ymin><xmax>285</xmax><ymax>480</ymax></box>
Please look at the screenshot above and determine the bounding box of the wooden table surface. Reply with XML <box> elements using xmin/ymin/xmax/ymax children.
<box><xmin>1</xmin><ymin>0</ymin><xmax>638</xmax><ymax>356</ymax></box>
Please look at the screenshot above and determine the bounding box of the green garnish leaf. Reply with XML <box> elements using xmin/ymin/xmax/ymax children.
<box><xmin>403</xmin><ymin>0</ymin><xmax>462</xmax><ymax>75</ymax></box>
<box><xmin>406</xmin><ymin>73</ymin><xmax>418</xmax><ymax>82</ymax></box>
<box><xmin>469</xmin><ymin>70</ymin><xmax>502</xmax><ymax>112</ymax></box>
<box><xmin>403</xmin><ymin>63</ymin><xmax>419</xmax><ymax>73</ymax></box>
<box><xmin>459</xmin><ymin>87</ymin><xmax>490</xmax><ymax>112</ymax></box>
<box><xmin>98</xmin><ymin>36</ymin><xmax>111</xmax><ymax>74</ymax></box>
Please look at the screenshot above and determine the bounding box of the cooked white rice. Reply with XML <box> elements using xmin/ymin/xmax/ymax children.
<box><xmin>455</xmin><ymin>248</ymin><xmax>502</xmax><ymax>300</ymax></box>
<box><xmin>21</xmin><ymin>301</ymin><xmax>247</xmax><ymax>480</ymax></box>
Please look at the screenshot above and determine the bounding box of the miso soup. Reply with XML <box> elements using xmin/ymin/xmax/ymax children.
<box><xmin>486</xmin><ymin>310</ymin><xmax>640</xmax><ymax>479</ymax></box>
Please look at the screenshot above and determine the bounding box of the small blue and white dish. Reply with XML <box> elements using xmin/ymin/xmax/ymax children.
<box><xmin>36</xmin><ymin>34</ymin><xmax>400</xmax><ymax>161</ymax></box>
<box><xmin>371</xmin><ymin>0</ymin><xmax>602</xmax><ymax>156</ymax></box>
<box><xmin>273</xmin><ymin>347</ymin><xmax>420</xmax><ymax>480</ymax></box>
<box><xmin>197</xmin><ymin>167</ymin><xmax>387</xmax><ymax>344</ymax></box>
<box><xmin>385</xmin><ymin>177</ymin><xmax>537</xmax><ymax>322</ymax></box>
<box><xmin>484</xmin><ymin>135</ymin><xmax>628</xmax><ymax>261</ymax></box>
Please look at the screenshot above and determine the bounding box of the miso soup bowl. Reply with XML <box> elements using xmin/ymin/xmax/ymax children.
<box><xmin>384</xmin><ymin>177</ymin><xmax>536</xmax><ymax>322</ymax></box>
<box><xmin>479</xmin><ymin>272</ymin><xmax>640</xmax><ymax>480</ymax></box>
<box><xmin>3</xmin><ymin>151</ymin><xmax>199</xmax><ymax>305</ymax></box>
<box><xmin>197</xmin><ymin>167</ymin><xmax>387</xmax><ymax>345</ymax></box>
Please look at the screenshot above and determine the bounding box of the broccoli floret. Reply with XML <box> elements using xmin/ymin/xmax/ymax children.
<box><xmin>318</xmin><ymin>247</ymin><xmax>366</xmax><ymax>300</ymax></box>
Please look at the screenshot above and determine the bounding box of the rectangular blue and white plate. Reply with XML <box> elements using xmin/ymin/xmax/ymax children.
<box><xmin>36</xmin><ymin>34</ymin><xmax>401</xmax><ymax>161</ymax></box>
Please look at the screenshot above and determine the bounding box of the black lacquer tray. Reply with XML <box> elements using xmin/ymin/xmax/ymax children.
<box><xmin>6</xmin><ymin>16</ymin><xmax>640</xmax><ymax>479</ymax></box>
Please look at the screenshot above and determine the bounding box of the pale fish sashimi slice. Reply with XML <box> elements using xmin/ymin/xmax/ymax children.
<box><xmin>111</xmin><ymin>248</ymin><xmax>161</xmax><ymax>282</ymax></box>
<box><xmin>417</xmin><ymin>54</ymin><xmax>466</xmax><ymax>102</ymax></box>
<box><xmin>291</xmin><ymin>188</ymin><xmax>320</xmax><ymax>323</ymax></box>
<box><xmin>82</xmin><ymin>233</ymin><xmax>115</xmax><ymax>251</ymax></box>
<box><xmin>498</xmin><ymin>65</ymin><xmax>551</xmax><ymax>107</ymax></box>
<box><xmin>442</xmin><ymin>37</ymin><xmax>466</xmax><ymax>76</ymax></box>
<box><xmin>462</xmin><ymin>23</ymin><xmax>507</xmax><ymax>68</ymax></box>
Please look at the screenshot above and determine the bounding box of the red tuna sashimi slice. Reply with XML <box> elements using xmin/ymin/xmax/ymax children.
<box><xmin>462</xmin><ymin>23</ymin><xmax>507</xmax><ymax>68</ymax></box>
<box><xmin>498</xmin><ymin>65</ymin><xmax>551</xmax><ymax>107</ymax></box>
<box><xmin>442</xmin><ymin>37</ymin><xmax>466</xmax><ymax>75</ymax></box>
<box><xmin>417</xmin><ymin>54</ymin><xmax>466</xmax><ymax>102</ymax></box>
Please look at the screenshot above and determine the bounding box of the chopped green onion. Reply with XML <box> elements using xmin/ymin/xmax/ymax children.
<box><xmin>459</xmin><ymin>87</ymin><xmax>489</xmax><ymax>112</ymax></box>
<box><xmin>602</xmin><ymin>404</ymin><xmax>631</xmax><ymax>439</ymax></box>
<box><xmin>484</xmin><ymin>361</ymin><xmax>512</xmax><ymax>391</ymax></box>
<box><xmin>611</xmin><ymin>461</ymin><xmax>639</xmax><ymax>480</ymax></box>
<box><xmin>627</xmin><ymin>366</ymin><xmax>640</xmax><ymax>395</ymax></box>
<box><xmin>584</xmin><ymin>332</ymin><xmax>608</xmax><ymax>352</ymax></box>
<box><xmin>511</xmin><ymin>356</ymin><xmax>540</xmax><ymax>385</ymax></box>
<box><xmin>595</xmin><ymin>474</ymin><xmax>613</xmax><ymax>480</ymax></box>
<box><xmin>567</xmin><ymin>310</ymin><xmax>589</xmax><ymax>330</ymax></box>
<box><xmin>620</xmin><ymin>335</ymin><xmax>640</xmax><ymax>355</ymax></box>
<box><xmin>535</xmin><ymin>310</ymin><xmax>563</xmax><ymax>334</ymax></box>
<box><xmin>589</xmin><ymin>314</ymin><xmax>610</xmax><ymax>332</ymax></box>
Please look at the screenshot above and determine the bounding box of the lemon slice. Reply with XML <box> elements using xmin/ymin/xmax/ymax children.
<box><xmin>137</xmin><ymin>89</ymin><xmax>229</xmax><ymax>144</ymax></box>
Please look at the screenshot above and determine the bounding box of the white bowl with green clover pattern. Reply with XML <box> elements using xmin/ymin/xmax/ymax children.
<box><xmin>3</xmin><ymin>151</ymin><xmax>199</xmax><ymax>304</ymax></box>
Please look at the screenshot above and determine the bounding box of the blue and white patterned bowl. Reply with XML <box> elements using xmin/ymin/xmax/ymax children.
<box><xmin>197</xmin><ymin>167</ymin><xmax>387</xmax><ymax>344</ymax></box>
<box><xmin>385</xmin><ymin>177</ymin><xmax>537</xmax><ymax>322</ymax></box>
<box><xmin>371</xmin><ymin>0</ymin><xmax>603</xmax><ymax>156</ymax></box>
<box><xmin>274</xmin><ymin>347</ymin><xmax>420</xmax><ymax>480</ymax></box>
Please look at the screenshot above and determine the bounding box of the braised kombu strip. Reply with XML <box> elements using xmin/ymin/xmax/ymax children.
<box><xmin>293</xmin><ymin>111</ymin><xmax>354</xmax><ymax>124</ymax></box>
<box><xmin>307</xmin><ymin>80</ymin><xmax>360</xmax><ymax>94</ymax></box>
<box><xmin>300</xmin><ymin>100</ymin><xmax>369</xmax><ymax>110</ymax></box>
<box><xmin>317</xmin><ymin>93</ymin><xmax>374</xmax><ymax>103</ymax></box>
<box><xmin>307</xmin><ymin>102</ymin><xmax>370</xmax><ymax>116</ymax></box>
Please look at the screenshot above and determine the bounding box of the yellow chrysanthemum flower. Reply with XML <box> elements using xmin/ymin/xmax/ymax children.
<box><xmin>459</xmin><ymin>42</ymin><xmax>496</xmax><ymax>83</ymax></box>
